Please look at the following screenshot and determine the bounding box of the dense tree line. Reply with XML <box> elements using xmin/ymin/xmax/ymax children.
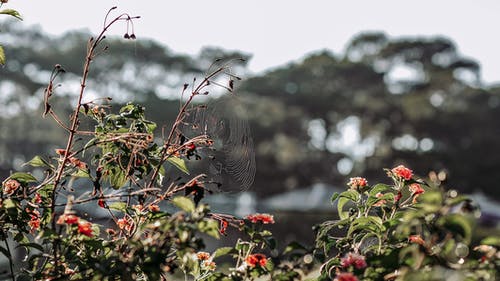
<box><xmin>1</xmin><ymin>22</ymin><xmax>499</xmax><ymax>200</ymax></box>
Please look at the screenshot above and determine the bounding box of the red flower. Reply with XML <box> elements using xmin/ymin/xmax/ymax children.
<box><xmin>57</xmin><ymin>214</ymin><xmax>79</xmax><ymax>225</ymax></box>
<box><xmin>340</xmin><ymin>252</ymin><xmax>367</xmax><ymax>269</ymax></box>
<box><xmin>117</xmin><ymin>217</ymin><xmax>133</xmax><ymax>232</ymax></box>
<box><xmin>245</xmin><ymin>213</ymin><xmax>275</xmax><ymax>224</ymax></box>
<box><xmin>27</xmin><ymin>209</ymin><xmax>41</xmax><ymax>232</ymax></box>
<box><xmin>409</xmin><ymin>235</ymin><xmax>425</xmax><ymax>246</ymax></box>
<box><xmin>246</xmin><ymin>253</ymin><xmax>267</xmax><ymax>268</ymax></box>
<box><xmin>391</xmin><ymin>165</ymin><xmax>413</xmax><ymax>180</ymax></box>
<box><xmin>334</xmin><ymin>272</ymin><xmax>359</xmax><ymax>281</ymax></box>
<box><xmin>77</xmin><ymin>221</ymin><xmax>93</xmax><ymax>237</ymax></box>
<box><xmin>55</xmin><ymin>148</ymin><xmax>67</xmax><ymax>156</ymax></box>
<box><xmin>3</xmin><ymin>179</ymin><xmax>21</xmax><ymax>195</ymax></box>
<box><xmin>98</xmin><ymin>199</ymin><xmax>106</xmax><ymax>208</ymax></box>
<box><xmin>219</xmin><ymin>219</ymin><xmax>228</xmax><ymax>235</ymax></box>
<box><xmin>347</xmin><ymin>177</ymin><xmax>368</xmax><ymax>190</ymax></box>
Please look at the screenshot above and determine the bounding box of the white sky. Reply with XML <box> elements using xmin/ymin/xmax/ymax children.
<box><xmin>7</xmin><ymin>0</ymin><xmax>500</xmax><ymax>84</ymax></box>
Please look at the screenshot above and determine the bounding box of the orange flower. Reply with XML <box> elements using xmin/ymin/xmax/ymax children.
<box><xmin>56</xmin><ymin>214</ymin><xmax>79</xmax><ymax>225</ymax></box>
<box><xmin>196</xmin><ymin>251</ymin><xmax>211</xmax><ymax>261</ymax></box>
<box><xmin>245</xmin><ymin>253</ymin><xmax>267</xmax><ymax>268</ymax></box>
<box><xmin>202</xmin><ymin>261</ymin><xmax>216</xmax><ymax>271</ymax></box>
<box><xmin>347</xmin><ymin>177</ymin><xmax>368</xmax><ymax>190</ymax></box>
<box><xmin>3</xmin><ymin>179</ymin><xmax>21</xmax><ymax>195</ymax></box>
<box><xmin>69</xmin><ymin>157</ymin><xmax>87</xmax><ymax>169</ymax></box>
<box><xmin>55</xmin><ymin>148</ymin><xmax>67</xmax><ymax>156</ymax></box>
<box><xmin>245</xmin><ymin>213</ymin><xmax>275</xmax><ymax>224</ymax></box>
<box><xmin>117</xmin><ymin>217</ymin><xmax>133</xmax><ymax>232</ymax></box>
<box><xmin>77</xmin><ymin>221</ymin><xmax>93</xmax><ymax>237</ymax></box>
<box><xmin>409</xmin><ymin>183</ymin><xmax>425</xmax><ymax>195</ymax></box>
<box><xmin>391</xmin><ymin>165</ymin><xmax>413</xmax><ymax>180</ymax></box>
<box><xmin>27</xmin><ymin>209</ymin><xmax>41</xmax><ymax>232</ymax></box>
<box><xmin>148</xmin><ymin>204</ymin><xmax>160</xmax><ymax>212</ymax></box>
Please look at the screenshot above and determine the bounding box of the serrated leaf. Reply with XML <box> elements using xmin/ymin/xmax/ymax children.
<box><xmin>172</xmin><ymin>196</ymin><xmax>195</xmax><ymax>212</ymax></box>
<box><xmin>8</xmin><ymin>172</ymin><xmax>37</xmax><ymax>183</ymax></box>
<box><xmin>0</xmin><ymin>45</ymin><xmax>5</xmax><ymax>65</ymax></box>
<box><xmin>0</xmin><ymin>9</ymin><xmax>23</xmax><ymax>20</ymax></box>
<box><xmin>213</xmin><ymin>246</ymin><xmax>235</xmax><ymax>258</ymax></box>
<box><xmin>166</xmin><ymin>157</ymin><xmax>190</xmax><ymax>175</ymax></box>
<box><xmin>23</xmin><ymin>155</ymin><xmax>51</xmax><ymax>168</ymax></box>
<box><xmin>108</xmin><ymin>202</ymin><xmax>127</xmax><ymax>212</ymax></box>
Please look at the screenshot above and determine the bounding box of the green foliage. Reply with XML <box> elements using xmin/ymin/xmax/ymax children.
<box><xmin>315</xmin><ymin>167</ymin><xmax>500</xmax><ymax>281</ymax></box>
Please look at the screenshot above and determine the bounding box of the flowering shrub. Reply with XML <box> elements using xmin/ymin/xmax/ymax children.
<box><xmin>315</xmin><ymin>165</ymin><xmax>500</xmax><ymax>281</ymax></box>
<box><xmin>0</xmin><ymin>6</ymin><xmax>499</xmax><ymax>281</ymax></box>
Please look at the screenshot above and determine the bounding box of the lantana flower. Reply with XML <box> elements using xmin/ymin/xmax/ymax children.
<box><xmin>334</xmin><ymin>272</ymin><xmax>359</xmax><ymax>281</ymax></box>
<box><xmin>340</xmin><ymin>252</ymin><xmax>367</xmax><ymax>269</ymax></box>
<box><xmin>409</xmin><ymin>183</ymin><xmax>425</xmax><ymax>203</ymax></box>
<box><xmin>57</xmin><ymin>214</ymin><xmax>79</xmax><ymax>225</ymax></box>
<box><xmin>77</xmin><ymin>221</ymin><xmax>93</xmax><ymax>237</ymax></box>
<box><xmin>3</xmin><ymin>179</ymin><xmax>21</xmax><ymax>195</ymax></box>
<box><xmin>245</xmin><ymin>253</ymin><xmax>267</xmax><ymax>268</ymax></box>
<box><xmin>245</xmin><ymin>213</ymin><xmax>275</xmax><ymax>224</ymax></box>
<box><xmin>347</xmin><ymin>177</ymin><xmax>368</xmax><ymax>191</ymax></box>
<box><xmin>196</xmin><ymin>251</ymin><xmax>211</xmax><ymax>261</ymax></box>
<box><xmin>391</xmin><ymin>165</ymin><xmax>413</xmax><ymax>180</ymax></box>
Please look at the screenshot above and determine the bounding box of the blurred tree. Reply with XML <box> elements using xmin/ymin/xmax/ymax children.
<box><xmin>1</xmin><ymin>24</ymin><xmax>499</xmax><ymax>200</ymax></box>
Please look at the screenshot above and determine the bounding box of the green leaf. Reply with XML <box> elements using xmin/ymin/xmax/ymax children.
<box><xmin>330</xmin><ymin>192</ymin><xmax>339</xmax><ymax>203</ymax></box>
<box><xmin>108</xmin><ymin>202</ymin><xmax>127</xmax><ymax>212</ymax></box>
<box><xmin>369</xmin><ymin>183</ymin><xmax>391</xmax><ymax>197</ymax></box>
<box><xmin>438</xmin><ymin>214</ymin><xmax>472</xmax><ymax>243</ymax></box>
<box><xmin>213</xmin><ymin>246</ymin><xmax>235</xmax><ymax>258</ymax></box>
<box><xmin>109</xmin><ymin>168</ymin><xmax>127</xmax><ymax>189</ymax></box>
<box><xmin>9</xmin><ymin>172</ymin><xmax>37</xmax><ymax>183</ymax></box>
<box><xmin>166</xmin><ymin>156</ymin><xmax>190</xmax><ymax>175</ymax></box>
<box><xmin>480</xmin><ymin>236</ymin><xmax>500</xmax><ymax>247</ymax></box>
<box><xmin>198</xmin><ymin>219</ymin><xmax>220</xmax><ymax>239</ymax></box>
<box><xmin>172</xmin><ymin>196</ymin><xmax>195</xmax><ymax>213</ymax></box>
<box><xmin>0</xmin><ymin>9</ymin><xmax>23</xmax><ymax>20</ymax></box>
<box><xmin>72</xmin><ymin>169</ymin><xmax>90</xmax><ymax>178</ymax></box>
<box><xmin>283</xmin><ymin>241</ymin><xmax>307</xmax><ymax>255</ymax></box>
<box><xmin>23</xmin><ymin>155</ymin><xmax>51</xmax><ymax>168</ymax></box>
<box><xmin>3</xmin><ymin>198</ymin><xmax>17</xmax><ymax>209</ymax></box>
<box><xmin>336</xmin><ymin>190</ymin><xmax>359</xmax><ymax>220</ymax></box>
<box><xmin>0</xmin><ymin>45</ymin><xmax>5</xmax><ymax>65</ymax></box>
